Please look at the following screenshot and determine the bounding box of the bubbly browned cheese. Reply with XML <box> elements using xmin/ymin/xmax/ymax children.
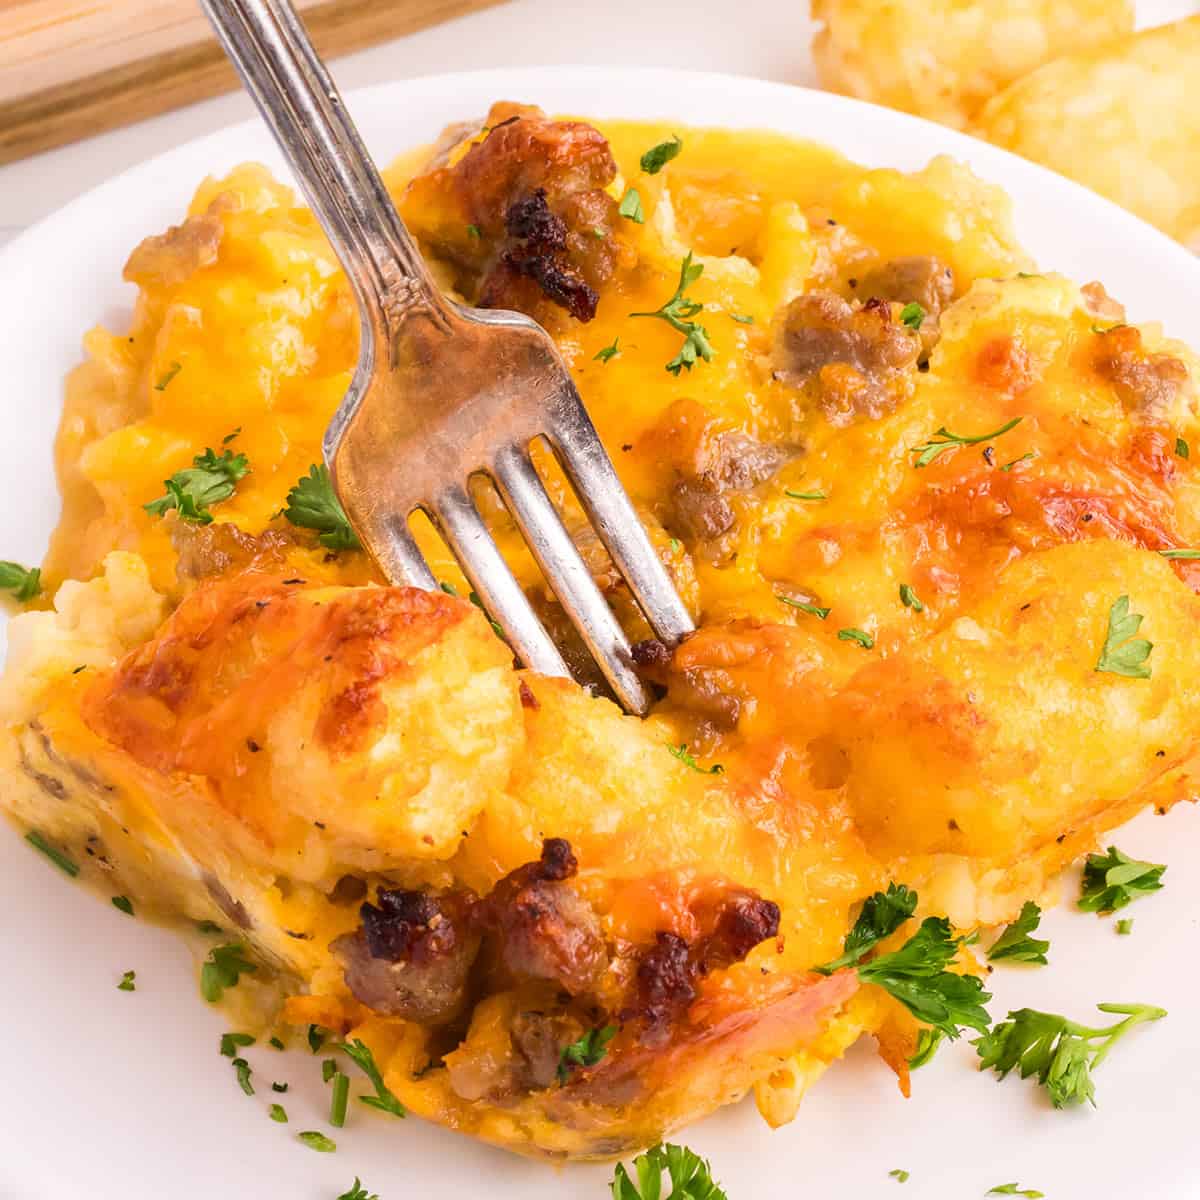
<box><xmin>6</xmin><ymin>101</ymin><xmax>1200</xmax><ymax>1161</ymax></box>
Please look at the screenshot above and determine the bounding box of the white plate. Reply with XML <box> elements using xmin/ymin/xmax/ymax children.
<box><xmin>2</xmin><ymin>66</ymin><xmax>1198</xmax><ymax>1200</ymax></box>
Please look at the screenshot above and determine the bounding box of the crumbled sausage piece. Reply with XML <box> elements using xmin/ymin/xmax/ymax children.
<box><xmin>857</xmin><ymin>255</ymin><xmax>956</xmax><ymax>318</ymax></box>
<box><xmin>1092</xmin><ymin>324</ymin><xmax>1191</xmax><ymax>420</ymax></box>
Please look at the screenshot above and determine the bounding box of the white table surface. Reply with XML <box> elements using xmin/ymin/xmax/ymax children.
<box><xmin>0</xmin><ymin>0</ymin><xmax>1194</xmax><ymax>251</ymax></box>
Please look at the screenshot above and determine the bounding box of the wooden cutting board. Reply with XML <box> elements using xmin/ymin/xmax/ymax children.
<box><xmin>0</xmin><ymin>0</ymin><xmax>506</xmax><ymax>165</ymax></box>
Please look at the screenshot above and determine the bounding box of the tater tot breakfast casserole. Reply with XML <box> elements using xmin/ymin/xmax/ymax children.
<box><xmin>3</xmin><ymin>102</ymin><xmax>1193</xmax><ymax>1177</ymax></box>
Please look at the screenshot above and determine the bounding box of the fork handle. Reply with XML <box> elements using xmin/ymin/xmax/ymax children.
<box><xmin>200</xmin><ymin>0</ymin><xmax>441</xmax><ymax>336</ymax></box>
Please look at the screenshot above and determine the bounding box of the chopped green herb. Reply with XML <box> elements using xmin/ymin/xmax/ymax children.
<box><xmin>669</xmin><ymin>537</ymin><xmax>682</xmax><ymax>552</ymax></box>
<box><xmin>987</xmin><ymin>1185</ymin><xmax>1044</xmax><ymax>1198</ymax></box>
<box><xmin>337</xmin><ymin>1179</ymin><xmax>379</xmax><ymax>1200</ymax></box>
<box><xmin>911</xmin><ymin>417</ymin><xmax>1023</xmax><ymax>468</ymax></box>
<box><xmin>837</xmin><ymin>627</ymin><xmax>874</xmax><ymax>649</ymax></box>
<box><xmin>322</xmin><ymin>1058</ymin><xmax>338</xmax><ymax>1084</ymax></box>
<box><xmin>466</xmin><ymin>224</ymin><xmax>481</xmax><ymax>239</ymax></box>
<box><xmin>668</xmin><ymin>742</ymin><xmax>725</xmax><ymax>775</ymax></box>
<box><xmin>269</xmin><ymin>1036</ymin><xmax>285</xmax><ymax>1050</ymax></box>
<box><xmin>330</xmin><ymin>1072</ymin><xmax>350</xmax><ymax>1127</ymax></box>
<box><xmin>900</xmin><ymin>302</ymin><xmax>925</xmax><ymax>330</ymax></box>
<box><xmin>630</xmin><ymin>252</ymin><xmax>714</xmax><ymax>375</ymax></box>
<box><xmin>857</xmin><ymin>917</ymin><xmax>992</xmax><ymax>1041</ymax></box>
<box><xmin>729</xmin><ymin>312</ymin><xmax>755</xmax><ymax>325</ymax></box>
<box><xmin>1000</xmin><ymin>452</ymin><xmax>1035</xmax><ymax>472</ymax></box>
<box><xmin>222</xmin><ymin>427</ymin><xmax>241</xmax><ymax>444</ymax></box>
<box><xmin>1159</xmin><ymin>548</ymin><xmax>1200</xmax><ymax>559</ymax></box>
<box><xmin>1078</xmin><ymin>846</ymin><xmax>1165</xmax><ymax>913</ymax></box>
<box><xmin>297</xmin><ymin>1130</ymin><xmax>337</xmax><ymax>1152</ymax></box>
<box><xmin>889</xmin><ymin>1169</ymin><xmax>910</xmax><ymax>1183</ymax></box>
<box><xmin>269</xmin><ymin>1103</ymin><xmax>288</xmax><ymax>1123</ymax></box>
<box><xmin>595</xmin><ymin>337</ymin><xmax>621</xmax><ymax>364</ymax></box>
<box><xmin>0</xmin><ymin>561</ymin><xmax>42</xmax><ymax>602</ymax></box>
<box><xmin>341</xmin><ymin>1038</ymin><xmax>406</xmax><ymax>1118</ymax></box>
<box><xmin>784</xmin><ymin>488</ymin><xmax>827</xmax><ymax>501</ymax></box>
<box><xmin>1176</xmin><ymin>437</ymin><xmax>1189</xmax><ymax>459</ymax></box>
<box><xmin>111</xmin><ymin>895</ymin><xmax>135</xmax><ymax>916</ymax></box>
<box><xmin>975</xmin><ymin>1001</ymin><xmax>1166</xmax><ymax>1108</ymax></box>
<box><xmin>284</xmin><ymin>464</ymin><xmax>360</xmax><ymax>551</ymax></box>
<box><xmin>1095</xmin><ymin>595</ymin><xmax>1152</xmax><ymax>679</ymax></box>
<box><xmin>307</xmin><ymin>1025</ymin><xmax>326</xmax><ymax>1054</ymax></box>
<box><xmin>272</xmin><ymin>1081</ymin><xmax>289</xmax><ymax>1093</ymax></box>
<box><xmin>593</xmin><ymin>227</ymin><xmax>606</xmax><ymax>240</ymax></box>
<box><xmin>154</xmin><ymin>361</ymin><xmax>183</xmax><ymax>391</ymax></box>
<box><xmin>196</xmin><ymin>920</ymin><xmax>222</xmax><ymax>935</ymax></box>
<box><xmin>777</xmin><ymin>595</ymin><xmax>830</xmax><ymax>619</ymax></box>
<box><xmin>1091</xmin><ymin>323</ymin><xmax>1126</xmax><ymax>335</ymax></box>
<box><xmin>200</xmin><ymin>943</ymin><xmax>257</xmax><ymax>1003</ymax></box>
<box><xmin>25</xmin><ymin>831</ymin><xmax>78</xmax><ymax>877</ymax></box>
<box><xmin>221</xmin><ymin>1032</ymin><xmax>255</xmax><ymax>1058</ymax></box>
<box><xmin>813</xmin><ymin>882</ymin><xmax>918</xmax><ymax>975</ymax></box>
<box><xmin>117</xmin><ymin>970</ymin><xmax>136</xmax><ymax>992</ymax></box>
<box><xmin>618</xmin><ymin>187</ymin><xmax>645</xmax><ymax>224</ymax></box>
<box><xmin>145</xmin><ymin>446</ymin><xmax>249</xmax><ymax>524</ymax></box>
<box><xmin>908</xmin><ymin>1026</ymin><xmax>945</xmax><ymax>1069</ymax></box>
<box><xmin>231</xmin><ymin>1057</ymin><xmax>254</xmax><ymax>1096</ymax></box>
<box><xmin>611</xmin><ymin>1142</ymin><xmax>725</xmax><ymax>1200</ymax></box>
<box><xmin>557</xmin><ymin>1025</ymin><xmax>618</xmax><ymax>1083</ymax></box>
<box><xmin>639</xmin><ymin>135</ymin><xmax>683</xmax><ymax>174</ymax></box>
<box><xmin>899</xmin><ymin>583</ymin><xmax>924</xmax><ymax>612</ymax></box>
<box><xmin>987</xmin><ymin>901</ymin><xmax>1049</xmax><ymax>966</ymax></box>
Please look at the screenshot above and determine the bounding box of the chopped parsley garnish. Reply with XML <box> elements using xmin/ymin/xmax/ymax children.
<box><xmin>595</xmin><ymin>337</ymin><xmax>621</xmax><ymax>364</ymax></box>
<box><xmin>221</xmin><ymin>1032</ymin><xmax>255</xmax><ymax>1058</ymax></box>
<box><xmin>639</xmin><ymin>135</ymin><xmax>683</xmax><ymax>174</ymax></box>
<box><xmin>899</xmin><ymin>302</ymin><xmax>925</xmax><ymax>330</ymax></box>
<box><xmin>25</xmin><ymin>831</ymin><xmax>78</xmax><ymax>877</ymax></box>
<box><xmin>557</xmin><ymin>1024</ymin><xmax>617</xmax><ymax>1083</ymax></box>
<box><xmin>466</xmin><ymin>224</ymin><xmax>481</xmax><ymax>239</ymax></box>
<box><xmin>342</xmin><ymin>1038</ymin><xmax>406</xmax><ymax>1118</ymax></box>
<box><xmin>987</xmin><ymin>901</ymin><xmax>1049</xmax><ymax>966</ymax></box>
<box><xmin>777</xmin><ymin>595</ymin><xmax>830</xmax><ymax>619</ymax></box>
<box><xmin>889</xmin><ymin>1169</ymin><xmax>910</xmax><ymax>1183</ymax></box>
<box><xmin>908</xmin><ymin>1026</ymin><xmax>944</xmax><ymax>1069</ymax></box>
<box><xmin>784</xmin><ymin>488</ymin><xmax>827</xmax><ymax>501</ymax></box>
<box><xmin>814</xmin><ymin>882</ymin><xmax>918</xmax><ymax>975</ymax></box>
<box><xmin>1000</xmin><ymin>452</ymin><xmax>1035</xmax><ymax>472</ymax></box>
<box><xmin>145</xmin><ymin>446</ymin><xmax>249</xmax><ymax>524</ymax></box>
<box><xmin>668</xmin><ymin>742</ymin><xmax>725</xmax><ymax>775</ymax></box>
<box><xmin>196</xmin><ymin>920</ymin><xmax>223</xmax><ymax>935</ymax></box>
<box><xmin>837</xmin><ymin>627</ymin><xmax>874</xmax><ymax>649</ymax></box>
<box><xmin>154</xmin><ymin>361</ymin><xmax>183</xmax><ymax>391</ymax></box>
<box><xmin>322</xmin><ymin>1057</ymin><xmax>338</xmax><ymax>1083</ymax></box>
<box><xmin>631</xmin><ymin>252</ymin><xmax>714</xmax><ymax>375</ymax></box>
<box><xmin>337</xmin><ymin>1180</ymin><xmax>379</xmax><ymax>1200</ymax></box>
<box><xmin>858</xmin><ymin>917</ymin><xmax>992</xmax><ymax>1040</ymax></box>
<box><xmin>272</xmin><ymin>1081</ymin><xmax>289</xmax><ymax>1093</ymax></box>
<box><xmin>1117</xmin><ymin>918</ymin><xmax>1134</xmax><ymax>935</ymax></box>
<box><xmin>200</xmin><ymin>942</ymin><xmax>257</xmax><ymax>1003</ymax></box>
<box><xmin>330</xmin><ymin>1071</ymin><xmax>350</xmax><ymax>1127</ymax></box>
<box><xmin>911</xmin><ymin>417</ymin><xmax>1023</xmax><ymax>468</ymax></box>
<box><xmin>297</xmin><ymin>1130</ymin><xmax>337</xmax><ymax>1152</ymax></box>
<box><xmin>0</xmin><ymin>561</ymin><xmax>42</xmax><ymax>602</ymax></box>
<box><xmin>618</xmin><ymin>187</ymin><xmax>645</xmax><ymax>224</ymax></box>
<box><xmin>1176</xmin><ymin>437</ymin><xmax>1189</xmax><ymax>459</ymax></box>
<box><xmin>729</xmin><ymin>312</ymin><xmax>755</xmax><ymax>325</ymax></box>
<box><xmin>1078</xmin><ymin>846</ymin><xmax>1165</xmax><ymax>913</ymax></box>
<box><xmin>117</xmin><ymin>970</ymin><xmax>136</xmax><ymax>992</ymax></box>
<box><xmin>284</xmin><ymin>464</ymin><xmax>360</xmax><ymax>551</ymax></box>
<box><xmin>223</xmin><ymin>428</ymin><xmax>241</xmax><ymax>444</ymax></box>
<box><xmin>111</xmin><ymin>895</ymin><xmax>134</xmax><ymax>916</ymax></box>
<box><xmin>899</xmin><ymin>583</ymin><xmax>924</xmax><ymax>612</ymax></box>
<box><xmin>987</xmin><ymin>1185</ymin><xmax>1044</xmax><ymax>1198</ymax></box>
<box><xmin>307</xmin><ymin>1025</ymin><xmax>326</xmax><ymax>1054</ymax></box>
<box><xmin>1159</xmin><ymin>548</ymin><xmax>1200</xmax><ymax>559</ymax></box>
<box><xmin>232</xmin><ymin>1056</ymin><xmax>254</xmax><ymax>1096</ymax></box>
<box><xmin>1095</xmin><ymin>596</ymin><xmax>1153</xmax><ymax>678</ymax></box>
<box><xmin>269</xmin><ymin>1036</ymin><xmax>285</xmax><ymax>1050</ymax></box>
<box><xmin>612</xmin><ymin>1142</ymin><xmax>725</xmax><ymax>1200</ymax></box>
<box><xmin>975</xmin><ymin>1002</ymin><xmax>1166</xmax><ymax>1108</ymax></box>
<box><xmin>269</xmin><ymin>1103</ymin><xmax>288</xmax><ymax>1123</ymax></box>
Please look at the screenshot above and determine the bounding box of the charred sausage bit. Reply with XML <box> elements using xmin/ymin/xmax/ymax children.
<box><xmin>1092</xmin><ymin>324</ymin><xmax>1191</xmax><ymax>421</ymax></box>
<box><xmin>634</xmin><ymin>932</ymin><xmax>697</xmax><ymax>1043</ymax></box>
<box><xmin>630</xmin><ymin>638</ymin><xmax>673</xmax><ymax>674</ymax></box>
<box><xmin>333</xmin><ymin>888</ymin><xmax>480</xmax><ymax>1026</ymax></box>
<box><xmin>510</xmin><ymin>1009</ymin><xmax>587</xmax><ymax>1089</ymax></box>
<box><xmin>773</xmin><ymin>291</ymin><xmax>921</xmax><ymax>426</ymax></box>
<box><xmin>857</xmin><ymin>255</ymin><xmax>955</xmax><ymax>318</ymax></box>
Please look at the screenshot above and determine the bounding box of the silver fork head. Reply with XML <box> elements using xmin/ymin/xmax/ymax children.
<box><xmin>202</xmin><ymin>0</ymin><xmax>694</xmax><ymax>715</ymax></box>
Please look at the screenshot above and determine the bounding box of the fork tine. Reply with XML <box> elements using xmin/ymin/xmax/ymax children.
<box><xmin>548</xmin><ymin>395</ymin><xmax>695</xmax><ymax>646</ymax></box>
<box><xmin>428</xmin><ymin>484</ymin><xmax>570</xmax><ymax>680</ymax></box>
<box><xmin>366</xmin><ymin>512</ymin><xmax>438</xmax><ymax>590</ymax></box>
<box><xmin>492</xmin><ymin>445</ymin><xmax>651</xmax><ymax>715</ymax></box>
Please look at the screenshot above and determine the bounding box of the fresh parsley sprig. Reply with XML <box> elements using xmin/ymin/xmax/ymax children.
<box><xmin>987</xmin><ymin>901</ymin><xmax>1049</xmax><ymax>966</ymax></box>
<box><xmin>631</xmin><ymin>252</ymin><xmax>715</xmax><ymax>375</ymax></box>
<box><xmin>910</xmin><ymin>417</ymin><xmax>1023</xmax><ymax>468</ymax></box>
<box><xmin>612</xmin><ymin>1142</ymin><xmax>726</xmax><ymax>1200</ymax></box>
<box><xmin>813</xmin><ymin>882</ymin><xmax>917</xmax><ymax>974</ymax></box>
<box><xmin>558</xmin><ymin>1024</ymin><xmax>617</xmax><ymax>1083</ymax></box>
<box><xmin>145</xmin><ymin>446</ymin><xmax>249</xmax><ymax>524</ymax></box>
<box><xmin>200</xmin><ymin>943</ymin><xmax>257</xmax><ymax>1003</ymax></box>
<box><xmin>987</xmin><ymin>1185</ymin><xmax>1044</xmax><ymax>1198</ymax></box>
<box><xmin>283</xmin><ymin>464</ymin><xmax>361</xmax><ymax>550</ymax></box>
<box><xmin>975</xmin><ymin>1002</ymin><xmax>1166</xmax><ymax>1108</ymax></box>
<box><xmin>337</xmin><ymin>1181</ymin><xmax>379</xmax><ymax>1200</ymax></box>
<box><xmin>0</xmin><ymin>561</ymin><xmax>42</xmax><ymax>602</ymax></box>
<box><xmin>1095</xmin><ymin>595</ymin><xmax>1153</xmax><ymax>679</ymax></box>
<box><xmin>1078</xmin><ymin>846</ymin><xmax>1165</xmax><ymax>913</ymax></box>
<box><xmin>341</xmin><ymin>1038</ymin><xmax>406</xmax><ymax>1118</ymax></box>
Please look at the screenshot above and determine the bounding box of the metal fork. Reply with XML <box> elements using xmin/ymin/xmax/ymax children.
<box><xmin>201</xmin><ymin>0</ymin><xmax>693</xmax><ymax>715</ymax></box>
